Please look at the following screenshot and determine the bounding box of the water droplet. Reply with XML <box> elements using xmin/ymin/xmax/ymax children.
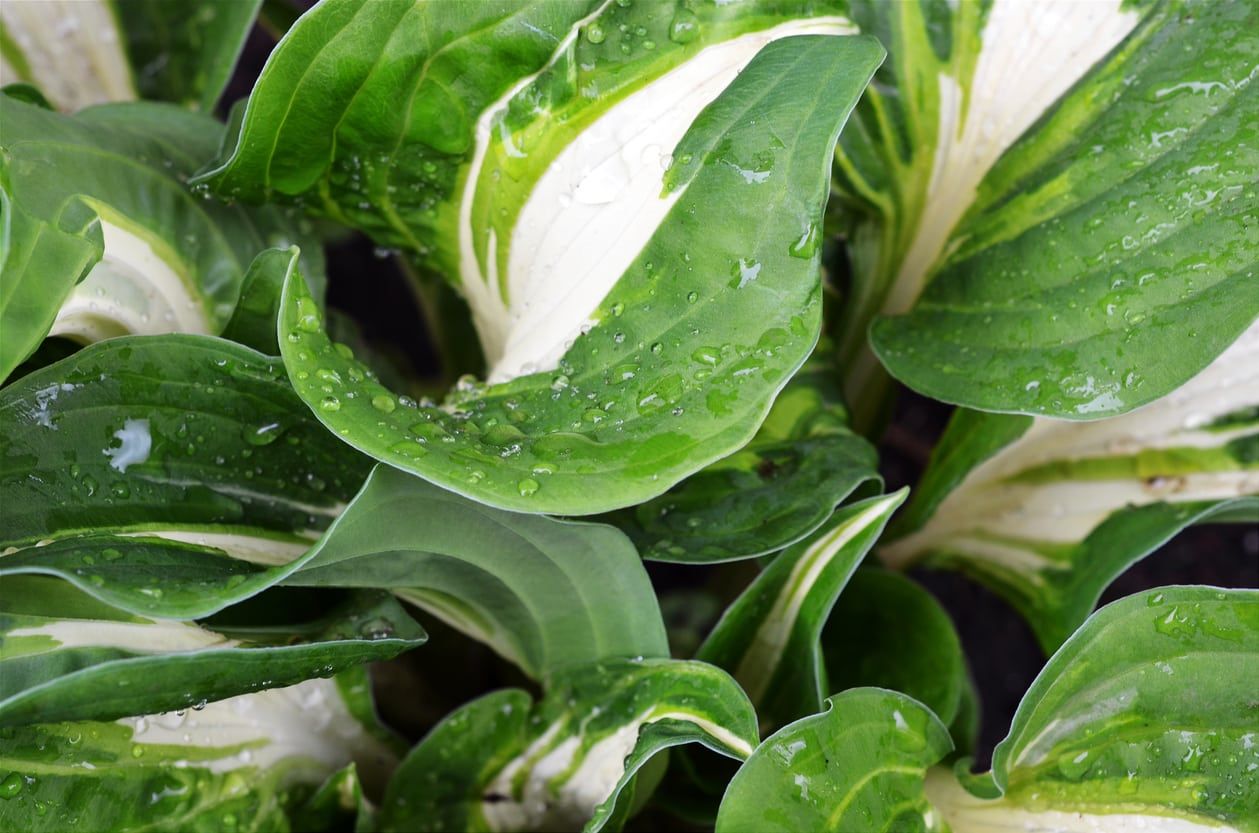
<box><xmin>389</xmin><ymin>440</ymin><xmax>428</xmax><ymax>458</ymax></box>
<box><xmin>691</xmin><ymin>347</ymin><xmax>720</xmax><ymax>366</ymax></box>
<box><xmin>517</xmin><ymin>478</ymin><xmax>540</xmax><ymax>497</ymax></box>
<box><xmin>483</xmin><ymin>424</ymin><xmax>525</xmax><ymax>447</ymax></box>
<box><xmin>319</xmin><ymin>396</ymin><xmax>341</xmax><ymax>412</ymax></box>
<box><xmin>668</xmin><ymin>9</ymin><xmax>699</xmax><ymax>44</ymax></box>
<box><xmin>788</xmin><ymin>223</ymin><xmax>821</xmax><ymax>258</ymax></box>
<box><xmin>1057</xmin><ymin>750</ymin><xmax>1092</xmax><ymax>780</ymax></box>
<box><xmin>371</xmin><ymin>394</ymin><xmax>396</xmax><ymax>413</ymax></box>
<box><xmin>586</xmin><ymin>22</ymin><xmax>606</xmax><ymax>44</ymax></box>
<box><xmin>0</xmin><ymin>772</ymin><xmax>23</xmax><ymax>799</ymax></box>
<box><xmin>294</xmin><ymin>297</ymin><xmax>322</xmax><ymax>333</ymax></box>
<box><xmin>359</xmin><ymin>616</ymin><xmax>395</xmax><ymax>640</ymax></box>
<box><xmin>247</xmin><ymin>421</ymin><xmax>283</xmax><ymax>446</ymax></box>
<box><xmin>730</xmin><ymin>258</ymin><xmax>762</xmax><ymax>288</ymax></box>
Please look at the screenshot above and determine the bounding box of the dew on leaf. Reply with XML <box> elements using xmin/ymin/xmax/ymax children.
<box><xmin>668</xmin><ymin>9</ymin><xmax>699</xmax><ymax>43</ymax></box>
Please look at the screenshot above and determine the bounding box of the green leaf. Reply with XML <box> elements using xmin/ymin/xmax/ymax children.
<box><xmin>983</xmin><ymin>586</ymin><xmax>1259</xmax><ymax>829</ymax></box>
<box><xmin>114</xmin><ymin>0</ymin><xmax>263</xmax><ymax>112</ymax></box>
<box><xmin>717</xmin><ymin>586</ymin><xmax>1259</xmax><ymax>832</ymax></box>
<box><xmin>221</xmin><ymin>246</ymin><xmax>299</xmax><ymax>355</ymax></box>
<box><xmin>0</xmin><ymin>576</ymin><xmax>423</xmax><ymax>726</ymax></box>
<box><xmin>696</xmin><ymin>491</ymin><xmax>906</xmax><ymax>732</ymax></box>
<box><xmin>0</xmin><ymin>334</ymin><xmax>370</xmax><ymax>616</ymax></box>
<box><xmin>284</xmin><ymin>464</ymin><xmax>669</xmax><ymax>682</ymax></box>
<box><xmin>212</xmin><ymin>3</ymin><xmax>882</xmax><ymax>515</ymax></box>
<box><xmin>0</xmin><ymin>333</ymin><xmax>367</xmax><ymax>547</ymax></box>
<box><xmin>881</xmin><ymin>322</ymin><xmax>1259</xmax><ymax>651</ymax></box>
<box><xmin>0</xmin><ymin>180</ymin><xmax>102</xmax><ymax>384</ymax></box>
<box><xmin>834</xmin><ymin>0</ymin><xmax>1259</xmax><ymax>420</ymax></box>
<box><xmin>607</xmin><ymin>345</ymin><xmax>880</xmax><ymax>563</ymax></box>
<box><xmin>822</xmin><ymin>569</ymin><xmax>967</xmax><ymax>728</ymax></box>
<box><xmin>0</xmin><ymin>669</ymin><xmax>397</xmax><ymax>833</ymax></box>
<box><xmin>715</xmin><ymin>688</ymin><xmax>952</xmax><ymax>833</ymax></box>
<box><xmin>1</xmin><ymin>536</ymin><xmax>311</xmax><ymax>621</ymax></box>
<box><xmin>377</xmin><ymin>658</ymin><xmax>758</xmax><ymax>833</ymax></box>
<box><xmin>0</xmin><ymin>96</ymin><xmax>324</xmax><ymax>382</ymax></box>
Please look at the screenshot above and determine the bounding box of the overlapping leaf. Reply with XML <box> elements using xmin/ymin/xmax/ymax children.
<box><xmin>696</xmin><ymin>491</ymin><xmax>905</xmax><ymax>732</ymax></box>
<box><xmin>0</xmin><ymin>576</ymin><xmax>423</xmax><ymax>727</ymax></box>
<box><xmin>378</xmin><ymin>658</ymin><xmax>758</xmax><ymax>833</ymax></box>
<box><xmin>716</xmin><ymin>688</ymin><xmax>951</xmax><ymax>833</ymax></box>
<box><xmin>822</xmin><ymin>569</ymin><xmax>969</xmax><ymax>736</ymax></box>
<box><xmin>0</xmin><ymin>670</ymin><xmax>395</xmax><ymax>833</ymax></box>
<box><xmin>114</xmin><ymin>0</ymin><xmax>263</xmax><ymax>112</ymax></box>
<box><xmin>201</xmin><ymin>0</ymin><xmax>882</xmax><ymax>515</ymax></box>
<box><xmin>717</xmin><ymin>586</ymin><xmax>1259</xmax><ymax>832</ymax></box>
<box><xmin>0</xmin><ymin>0</ymin><xmax>259</xmax><ymax>112</ymax></box>
<box><xmin>833</xmin><ymin>0</ymin><xmax>1259</xmax><ymax>420</ymax></box>
<box><xmin>881</xmin><ymin>319</ymin><xmax>1259</xmax><ymax>651</ymax></box>
<box><xmin>0</xmin><ymin>335</ymin><xmax>370</xmax><ymax>619</ymax></box>
<box><xmin>0</xmin><ymin>326</ymin><xmax>372</xmax><ymax>675</ymax></box>
<box><xmin>608</xmin><ymin>346</ymin><xmax>880</xmax><ymax>563</ymax></box>
<box><xmin>0</xmin><ymin>95</ymin><xmax>323</xmax><ymax>382</ymax></box>
<box><xmin>284</xmin><ymin>464</ymin><xmax>669</xmax><ymax>682</ymax></box>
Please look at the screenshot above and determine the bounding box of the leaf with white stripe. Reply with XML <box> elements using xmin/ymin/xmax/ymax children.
<box><xmin>0</xmin><ymin>95</ymin><xmax>324</xmax><ymax>382</ymax></box>
<box><xmin>833</xmin><ymin>0</ymin><xmax>1259</xmax><ymax>421</ymax></box>
<box><xmin>283</xmin><ymin>464</ymin><xmax>669</xmax><ymax>683</ymax></box>
<box><xmin>696</xmin><ymin>491</ymin><xmax>906</xmax><ymax>732</ymax></box>
<box><xmin>0</xmin><ymin>576</ymin><xmax>424</xmax><ymax>726</ymax></box>
<box><xmin>0</xmin><ymin>670</ymin><xmax>395</xmax><ymax>833</ymax></box>
<box><xmin>881</xmin><ymin>319</ymin><xmax>1259</xmax><ymax>651</ymax></box>
<box><xmin>377</xmin><ymin>658</ymin><xmax>758</xmax><ymax>833</ymax></box>
<box><xmin>717</xmin><ymin>586</ymin><xmax>1259</xmax><ymax>833</ymax></box>
<box><xmin>202</xmin><ymin>0</ymin><xmax>882</xmax><ymax>515</ymax></box>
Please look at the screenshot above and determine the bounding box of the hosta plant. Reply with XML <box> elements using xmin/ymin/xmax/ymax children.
<box><xmin>0</xmin><ymin>1</ymin><xmax>1255</xmax><ymax>832</ymax></box>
